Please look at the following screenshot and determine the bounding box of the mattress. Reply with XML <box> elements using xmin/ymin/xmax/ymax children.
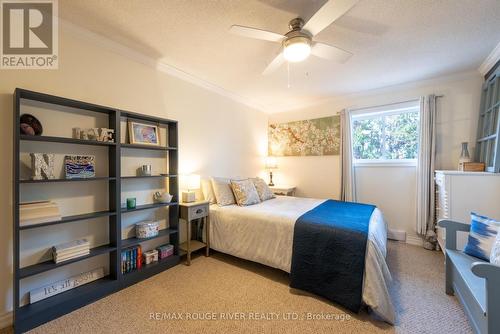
<box><xmin>209</xmin><ymin>196</ymin><xmax>395</xmax><ymax>324</ymax></box>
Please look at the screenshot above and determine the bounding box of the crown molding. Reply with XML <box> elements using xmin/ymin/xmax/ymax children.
<box><xmin>59</xmin><ymin>19</ymin><xmax>269</xmax><ymax>113</ymax></box>
<box><xmin>478</xmin><ymin>42</ymin><xmax>500</xmax><ymax>76</ymax></box>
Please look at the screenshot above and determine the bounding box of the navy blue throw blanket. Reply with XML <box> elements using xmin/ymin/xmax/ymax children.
<box><xmin>290</xmin><ymin>200</ymin><xmax>375</xmax><ymax>312</ymax></box>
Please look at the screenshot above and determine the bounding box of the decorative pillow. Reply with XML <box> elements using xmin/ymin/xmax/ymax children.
<box><xmin>251</xmin><ymin>177</ymin><xmax>275</xmax><ymax>201</ymax></box>
<box><xmin>201</xmin><ymin>179</ymin><xmax>216</xmax><ymax>204</ymax></box>
<box><xmin>490</xmin><ymin>232</ymin><xmax>500</xmax><ymax>265</ymax></box>
<box><xmin>464</xmin><ymin>212</ymin><xmax>499</xmax><ymax>261</ymax></box>
<box><xmin>211</xmin><ymin>177</ymin><xmax>236</xmax><ymax>206</ymax></box>
<box><xmin>230</xmin><ymin>179</ymin><xmax>261</xmax><ymax>206</ymax></box>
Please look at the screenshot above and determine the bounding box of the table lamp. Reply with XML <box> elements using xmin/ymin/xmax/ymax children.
<box><xmin>181</xmin><ymin>174</ymin><xmax>200</xmax><ymax>203</ymax></box>
<box><xmin>265</xmin><ymin>157</ymin><xmax>278</xmax><ymax>186</ymax></box>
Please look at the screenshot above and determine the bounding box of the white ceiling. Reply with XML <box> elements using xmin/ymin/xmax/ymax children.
<box><xmin>59</xmin><ymin>0</ymin><xmax>500</xmax><ymax>113</ymax></box>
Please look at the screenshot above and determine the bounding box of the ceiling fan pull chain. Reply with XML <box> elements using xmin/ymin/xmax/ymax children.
<box><xmin>287</xmin><ymin>61</ymin><xmax>291</xmax><ymax>88</ymax></box>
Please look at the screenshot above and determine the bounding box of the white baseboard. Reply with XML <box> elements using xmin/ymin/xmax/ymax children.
<box><xmin>0</xmin><ymin>311</ymin><xmax>12</xmax><ymax>329</ymax></box>
<box><xmin>387</xmin><ymin>229</ymin><xmax>406</xmax><ymax>242</ymax></box>
<box><xmin>388</xmin><ymin>228</ymin><xmax>424</xmax><ymax>247</ymax></box>
<box><xmin>406</xmin><ymin>234</ymin><xmax>424</xmax><ymax>247</ymax></box>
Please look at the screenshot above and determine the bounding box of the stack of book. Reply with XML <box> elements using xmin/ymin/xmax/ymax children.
<box><xmin>20</xmin><ymin>201</ymin><xmax>61</xmax><ymax>227</ymax></box>
<box><xmin>121</xmin><ymin>245</ymin><xmax>142</xmax><ymax>274</ymax></box>
<box><xmin>52</xmin><ymin>239</ymin><xmax>90</xmax><ymax>264</ymax></box>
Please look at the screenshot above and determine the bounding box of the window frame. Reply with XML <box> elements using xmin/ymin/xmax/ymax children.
<box><xmin>350</xmin><ymin>100</ymin><xmax>420</xmax><ymax>166</ymax></box>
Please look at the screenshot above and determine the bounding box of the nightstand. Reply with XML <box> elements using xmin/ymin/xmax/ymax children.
<box><xmin>179</xmin><ymin>200</ymin><xmax>210</xmax><ymax>265</ymax></box>
<box><xmin>269</xmin><ymin>185</ymin><xmax>296</xmax><ymax>196</ymax></box>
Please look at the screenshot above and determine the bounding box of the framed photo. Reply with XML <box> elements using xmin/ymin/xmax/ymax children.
<box><xmin>128</xmin><ymin>121</ymin><xmax>160</xmax><ymax>146</ymax></box>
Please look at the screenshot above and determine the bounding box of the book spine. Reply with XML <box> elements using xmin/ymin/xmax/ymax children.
<box><xmin>127</xmin><ymin>250</ymin><xmax>131</xmax><ymax>273</ymax></box>
<box><xmin>121</xmin><ymin>252</ymin><xmax>126</xmax><ymax>274</ymax></box>
<box><xmin>54</xmin><ymin>251</ymin><xmax>90</xmax><ymax>263</ymax></box>
<box><xmin>137</xmin><ymin>246</ymin><xmax>142</xmax><ymax>269</ymax></box>
<box><xmin>132</xmin><ymin>247</ymin><xmax>137</xmax><ymax>270</ymax></box>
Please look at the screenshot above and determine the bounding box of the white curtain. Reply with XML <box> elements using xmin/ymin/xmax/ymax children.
<box><xmin>340</xmin><ymin>109</ymin><xmax>356</xmax><ymax>202</ymax></box>
<box><xmin>416</xmin><ymin>95</ymin><xmax>437</xmax><ymax>243</ymax></box>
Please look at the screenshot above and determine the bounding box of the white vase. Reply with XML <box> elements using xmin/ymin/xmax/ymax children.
<box><xmin>458</xmin><ymin>142</ymin><xmax>471</xmax><ymax>171</ymax></box>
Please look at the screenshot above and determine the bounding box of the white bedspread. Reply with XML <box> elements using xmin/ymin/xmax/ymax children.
<box><xmin>209</xmin><ymin>196</ymin><xmax>395</xmax><ymax>324</ymax></box>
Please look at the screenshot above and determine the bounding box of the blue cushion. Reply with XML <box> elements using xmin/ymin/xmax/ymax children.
<box><xmin>464</xmin><ymin>212</ymin><xmax>499</xmax><ymax>261</ymax></box>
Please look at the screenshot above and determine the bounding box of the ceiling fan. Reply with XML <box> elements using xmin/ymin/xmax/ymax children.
<box><xmin>229</xmin><ymin>0</ymin><xmax>359</xmax><ymax>75</ymax></box>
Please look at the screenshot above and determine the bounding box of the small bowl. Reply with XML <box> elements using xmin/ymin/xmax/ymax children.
<box><xmin>20</xmin><ymin>114</ymin><xmax>43</xmax><ymax>135</ymax></box>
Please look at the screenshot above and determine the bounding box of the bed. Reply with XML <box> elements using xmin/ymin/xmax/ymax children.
<box><xmin>209</xmin><ymin>195</ymin><xmax>395</xmax><ymax>324</ymax></box>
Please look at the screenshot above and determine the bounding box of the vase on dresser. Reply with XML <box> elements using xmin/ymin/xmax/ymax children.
<box><xmin>458</xmin><ymin>142</ymin><xmax>471</xmax><ymax>171</ymax></box>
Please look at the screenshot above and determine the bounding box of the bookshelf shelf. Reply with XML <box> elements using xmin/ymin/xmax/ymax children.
<box><xmin>13</xmin><ymin>88</ymin><xmax>179</xmax><ymax>333</ymax></box>
<box><xmin>16</xmin><ymin>276</ymin><xmax>117</xmax><ymax>325</ymax></box>
<box><xmin>121</xmin><ymin>143</ymin><xmax>177</xmax><ymax>151</ymax></box>
<box><xmin>19</xmin><ymin>210</ymin><xmax>117</xmax><ymax>230</ymax></box>
<box><xmin>20</xmin><ymin>176</ymin><xmax>116</xmax><ymax>183</ymax></box>
<box><xmin>121</xmin><ymin>174</ymin><xmax>177</xmax><ymax>179</ymax></box>
<box><xmin>20</xmin><ymin>134</ymin><xmax>117</xmax><ymax>147</ymax></box>
<box><xmin>121</xmin><ymin>228</ymin><xmax>178</xmax><ymax>249</ymax></box>
<box><xmin>122</xmin><ymin>255</ymin><xmax>180</xmax><ymax>286</ymax></box>
<box><xmin>121</xmin><ymin>202</ymin><xmax>178</xmax><ymax>213</ymax></box>
<box><xmin>19</xmin><ymin>245</ymin><xmax>117</xmax><ymax>279</ymax></box>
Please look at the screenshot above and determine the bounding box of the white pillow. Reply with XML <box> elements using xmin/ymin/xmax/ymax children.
<box><xmin>211</xmin><ymin>177</ymin><xmax>236</xmax><ymax>206</ymax></box>
<box><xmin>201</xmin><ymin>179</ymin><xmax>216</xmax><ymax>204</ymax></box>
<box><xmin>251</xmin><ymin>177</ymin><xmax>275</xmax><ymax>201</ymax></box>
<box><xmin>231</xmin><ymin>179</ymin><xmax>261</xmax><ymax>206</ymax></box>
<box><xmin>490</xmin><ymin>224</ymin><xmax>500</xmax><ymax>265</ymax></box>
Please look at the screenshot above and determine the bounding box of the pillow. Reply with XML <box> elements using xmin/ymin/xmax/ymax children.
<box><xmin>490</xmin><ymin>232</ymin><xmax>500</xmax><ymax>265</ymax></box>
<box><xmin>251</xmin><ymin>177</ymin><xmax>275</xmax><ymax>201</ymax></box>
<box><xmin>211</xmin><ymin>177</ymin><xmax>236</xmax><ymax>206</ymax></box>
<box><xmin>201</xmin><ymin>179</ymin><xmax>216</xmax><ymax>204</ymax></box>
<box><xmin>230</xmin><ymin>179</ymin><xmax>261</xmax><ymax>206</ymax></box>
<box><xmin>464</xmin><ymin>212</ymin><xmax>499</xmax><ymax>261</ymax></box>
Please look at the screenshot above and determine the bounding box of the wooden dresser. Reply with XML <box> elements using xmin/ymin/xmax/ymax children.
<box><xmin>435</xmin><ymin>170</ymin><xmax>500</xmax><ymax>253</ymax></box>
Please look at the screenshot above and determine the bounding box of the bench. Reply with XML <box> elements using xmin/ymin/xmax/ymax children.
<box><xmin>438</xmin><ymin>220</ymin><xmax>500</xmax><ymax>334</ymax></box>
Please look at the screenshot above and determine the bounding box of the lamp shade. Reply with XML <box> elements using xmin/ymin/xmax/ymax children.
<box><xmin>265</xmin><ymin>157</ymin><xmax>278</xmax><ymax>170</ymax></box>
<box><xmin>181</xmin><ymin>174</ymin><xmax>200</xmax><ymax>191</ymax></box>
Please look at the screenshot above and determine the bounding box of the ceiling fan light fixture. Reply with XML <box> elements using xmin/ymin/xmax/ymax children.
<box><xmin>283</xmin><ymin>36</ymin><xmax>311</xmax><ymax>63</ymax></box>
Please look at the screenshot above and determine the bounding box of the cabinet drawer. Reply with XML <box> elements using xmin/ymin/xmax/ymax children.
<box><xmin>188</xmin><ymin>204</ymin><xmax>208</xmax><ymax>220</ymax></box>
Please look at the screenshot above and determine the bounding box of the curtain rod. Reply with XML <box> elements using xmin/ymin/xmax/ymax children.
<box><xmin>435</xmin><ymin>95</ymin><xmax>444</xmax><ymax>98</ymax></box>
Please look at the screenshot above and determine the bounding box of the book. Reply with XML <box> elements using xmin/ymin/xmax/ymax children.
<box><xmin>52</xmin><ymin>239</ymin><xmax>89</xmax><ymax>253</ymax></box>
<box><xmin>137</xmin><ymin>246</ymin><xmax>142</xmax><ymax>269</ymax></box>
<box><xmin>54</xmin><ymin>251</ymin><xmax>90</xmax><ymax>263</ymax></box>
<box><xmin>121</xmin><ymin>252</ymin><xmax>126</xmax><ymax>273</ymax></box>
<box><xmin>20</xmin><ymin>201</ymin><xmax>61</xmax><ymax>226</ymax></box>
<box><xmin>20</xmin><ymin>215</ymin><xmax>62</xmax><ymax>226</ymax></box>
<box><xmin>53</xmin><ymin>245</ymin><xmax>89</xmax><ymax>256</ymax></box>
<box><xmin>120</xmin><ymin>246</ymin><xmax>143</xmax><ymax>273</ymax></box>
<box><xmin>20</xmin><ymin>200</ymin><xmax>53</xmax><ymax>208</ymax></box>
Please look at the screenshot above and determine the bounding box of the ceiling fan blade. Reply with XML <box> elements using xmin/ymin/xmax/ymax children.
<box><xmin>311</xmin><ymin>42</ymin><xmax>352</xmax><ymax>63</ymax></box>
<box><xmin>303</xmin><ymin>0</ymin><xmax>359</xmax><ymax>36</ymax></box>
<box><xmin>229</xmin><ymin>25</ymin><xmax>285</xmax><ymax>43</ymax></box>
<box><xmin>262</xmin><ymin>52</ymin><xmax>285</xmax><ymax>75</ymax></box>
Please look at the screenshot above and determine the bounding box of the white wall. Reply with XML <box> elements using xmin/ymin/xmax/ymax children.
<box><xmin>0</xmin><ymin>23</ymin><xmax>267</xmax><ymax>321</ymax></box>
<box><xmin>269</xmin><ymin>71</ymin><xmax>483</xmax><ymax>243</ymax></box>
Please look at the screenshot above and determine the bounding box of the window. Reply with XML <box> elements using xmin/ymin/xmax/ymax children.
<box><xmin>476</xmin><ymin>66</ymin><xmax>500</xmax><ymax>172</ymax></box>
<box><xmin>351</xmin><ymin>101</ymin><xmax>420</xmax><ymax>165</ymax></box>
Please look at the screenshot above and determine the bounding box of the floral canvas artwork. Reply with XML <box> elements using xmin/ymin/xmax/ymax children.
<box><xmin>268</xmin><ymin>116</ymin><xmax>341</xmax><ymax>156</ymax></box>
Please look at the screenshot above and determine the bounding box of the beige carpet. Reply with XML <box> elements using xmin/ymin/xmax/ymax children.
<box><xmin>3</xmin><ymin>241</ymin><xmax>472</xmax><ymax>334</ymax></box>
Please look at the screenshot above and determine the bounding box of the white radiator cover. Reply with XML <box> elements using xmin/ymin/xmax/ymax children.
<box><xmin>435</xmin><ymin>170</ymin><xmax>500</xmax><ymax>254</ymax></box>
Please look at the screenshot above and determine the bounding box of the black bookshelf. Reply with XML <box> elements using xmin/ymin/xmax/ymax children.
<box><xmin>13</xmin><ymin>88</ymin><xmax>180</xmax><ymax>333</ymax></box>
